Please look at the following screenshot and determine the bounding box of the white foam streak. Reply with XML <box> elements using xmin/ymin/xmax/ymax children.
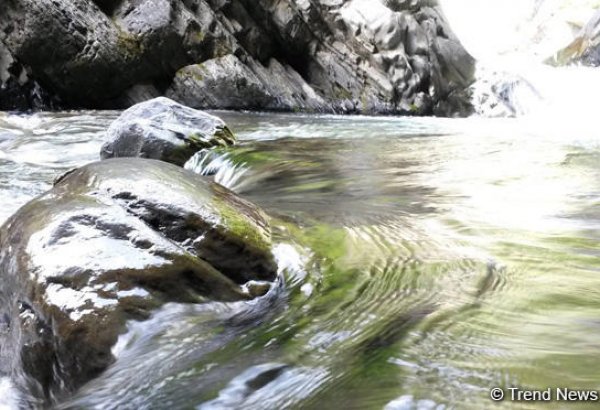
<box><xmin>185</xmin><ymin>149</ymin><xmax>248</xmax><ymax>191</ymax></box>
<box><xmin>0</xmin><ymin>378</ymin><xmax>20</xmax><ymax>410</ymax></box>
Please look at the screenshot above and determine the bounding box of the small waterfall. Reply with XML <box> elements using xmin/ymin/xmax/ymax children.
<box><xmin>472</xmin><ymin>60</ymin><xmax>600</xmax><ymax>122</ymax></box>
<box><xmin>471</xmin><ymin>64</ymin><xmax>544</xmax><ymax>117</ymax></box>
<box><xmin>184</xmin><ymin>149</ymin><xmax>249</xmax><ymax>191</ymax></box>
<box><xmin>441</xmin><ymin>0</ymin><xmax>600</xmax><ymax>121</ymax></box>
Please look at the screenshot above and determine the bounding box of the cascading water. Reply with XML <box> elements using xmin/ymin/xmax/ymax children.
<box><xmin>2</xmin><ymin>106</ymin><xmax>600</xmax><ymax>409</ymax></box>
<box><xmin>184</xmin><ymin>149</ymin><xmax>249</xmax><ymax>191</ymax></box>
<box><xmin>3</xmin><ymin>3</ymin><xmax>600</xmax><ymax>409</ymax></box>
<box><xmin>441</xmin><ymin>0</ymin><xmax>600</xmax><ymax>122</ymax></box>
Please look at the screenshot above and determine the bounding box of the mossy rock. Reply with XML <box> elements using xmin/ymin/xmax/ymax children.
<box><xmin>0</xmin><ymin>158</ymin><xmax>276</xmax><ymax>403</ymax></box>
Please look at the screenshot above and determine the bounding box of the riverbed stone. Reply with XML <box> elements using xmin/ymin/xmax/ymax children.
<box><xmin>100</xmin><ymin>97</ymin><xmax>236</xmax><ymax>166</ymax></box>
<box><xmin>0</xmin><ymin>158</ymin><xmax>277</xmax><ymax>402</ymax></box>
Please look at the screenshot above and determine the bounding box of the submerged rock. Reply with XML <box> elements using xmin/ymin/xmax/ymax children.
<box><xmin>0</xmin><ymin>158</ymin><xmax>277</xmax><ymax>403</ymax></box>
<box><xmin>100</xmin><ymin>97</ymin><xmax>236</xmax><ymax>166</ymax></box>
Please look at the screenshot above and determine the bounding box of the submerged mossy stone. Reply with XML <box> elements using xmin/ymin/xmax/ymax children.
<box><xmin>100</xmin><ymin>97</ymin><xmax>236</xmax><ymax>166</ymax></box>
<box><xmin>0</xmin><ymin>158</ymin><xmax>276</xmax><ymax>403</ymax></box>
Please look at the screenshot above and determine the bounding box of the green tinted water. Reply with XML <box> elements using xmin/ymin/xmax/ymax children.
<box><xmin>1</xmin><ymin>111</ymin><xmax>599</xmax><ymax>409</ymax></box>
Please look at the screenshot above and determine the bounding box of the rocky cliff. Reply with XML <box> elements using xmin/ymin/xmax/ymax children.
<box><xmin>0</xmin><ymin>0</ymin><xmax>475</xmax><ymax>115</ymax></box>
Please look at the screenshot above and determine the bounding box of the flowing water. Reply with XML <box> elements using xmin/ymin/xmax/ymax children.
<box><xmin>1</xmin><ymin>109</ymin><xmax>600</xmax><ymax>409</ymax></box>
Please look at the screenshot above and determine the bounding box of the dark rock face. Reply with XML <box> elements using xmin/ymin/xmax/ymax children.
<box><xmin>0</xmin><ymin>0</ymin><xmax>236</xmax><ymax>108</ymax></box>
<box><xmin>0</xmin><ymin>41</ymin><xmax>56</xmax><ymax>110</ymax></box>
<box><xmin>0</xmin><ymin>0</ymin><xmax>475</xmax><ymax>115</ymax></box>
<box><xmin>165</xmin><ymin>0</ymin><xmax>477</xmax><ymax>115</ymax></box>
<box><xmin>100</xmin><ymin>97</ymin><xmax>236</xmax><ymax>166</ymax></box>
<box><xmin>0</xmin><ymin>158</ymin><xmax>277</xmax><ymax>403</ymax></box>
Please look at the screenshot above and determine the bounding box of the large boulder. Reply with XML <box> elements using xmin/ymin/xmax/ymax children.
<box><xmin>166</xmin><ymin>55</ymin><xmax>274</xmax><ymax>110</ymax></box>
<box><xmin>167</xmin><ymin>54</ymin><xmax>331</xmax><ymax>112</ymax></box>
<box><xmin>0</xmin><ymin>0</ymin><xmax>475</xmax><ymax>115</ymax></box>
<box><xmin>0</xmin><ymin>158</ymin><xmax>277</xmax><ymax>403</ymax></box>
<box><xmin>100</xmin><ymin>97</ymin><xmax>236</xmax><ymax>166</ymax></box>
<box><xmin>0</xmin><ymin>0</ymin><xmax>236</xmax><ymax>108</ymax></box>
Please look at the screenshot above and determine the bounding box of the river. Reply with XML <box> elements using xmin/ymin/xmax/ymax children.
<box><xmin>1</xmin><ymin>109</ymin><xmax>599</xmax><ymax>409</ymax></box>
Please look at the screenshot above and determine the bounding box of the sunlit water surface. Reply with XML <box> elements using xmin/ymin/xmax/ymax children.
<box><xmin>1</xmin><ymin>110</ymin><xmax>600</xmax><ymax>409</ymax></box>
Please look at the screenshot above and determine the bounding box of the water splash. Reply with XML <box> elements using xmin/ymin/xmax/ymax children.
<box><xmin>441</xmin><ymin>0</ymin><xmax>600</xmax><ymax>121</ymax></box>
<box><xmin>184</xmin><ymin>149</ymin><xmax>249</xmax><ymax>191</ymax></box>
<box><xmin>197</xmin><ymin>364</ymin><xmax>328</xmax><ymax>410</ymax></box>
<box><xmin>0</xmin><ymin>378</ymin><xmax>20</xmax><ymax>410</ymax></box>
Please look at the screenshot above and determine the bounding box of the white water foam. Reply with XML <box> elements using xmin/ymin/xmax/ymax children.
<box><xmin>184</xmin><ymin>149</ymin><xmax>249</xmax><ymax>191</ymax></box>
<box><xmin>442</xmin><ymin>0</ymin><xmax>600</xmax><ymax>135</ymax></box>
<box><xmin>0</xmin><ymin>378</ymin><xmax>20</xmax><ymax>410</ymax></box>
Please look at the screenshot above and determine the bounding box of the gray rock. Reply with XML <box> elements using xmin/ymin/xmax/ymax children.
<box><xmin>549</xmin><ymin>9</ymin><xmax>600</xmax><ymax>66</ymax></box>
<box><xmin>0</xmin><ymin>0</ymin><xmax>475</xmax><ymax>115</ymax></box>
<box><xmin>0</xmin><ymin>158</ymin><xmax>277</xmax><ymax>403</ymax></box>
<box><xmin>0</xmin><ymin>0</ymin><xmax>132</xmax><ymax>107</ymax></box>
<box><xmin>199</xmin><ymin>0</ymin><xmax>475</xmax><ymax>115</ymax></box>
<box><xmin>166</xmin><ymin>55</ymin><xmax>273</xmax><ymax>109</ymax></box>
<box><xmin>0</xmin><ymin>42</ymin><xmax>13</xmax><ymax>87</ymax></box>
<box><xmin>0</xmin><ymin>40</ymin><xmax>55</xmax><ymax>110</ymax></box>
<box><xmin>0</xmin><ymin>0</ymin><xmax>235</xmax><ymax>108</ymax></box>
<box><xmin>111</xmin><ymin>0</ymin><xmax>236</xmax><ymax>74</ymax></box>
<box><xmin>100</xmin><ymin>97</ymin><xmax>236</xmax><ymax>166</ymax></box>
<box><xmin>168</xmin><ymin>55</ymin><xmax>328</xmax><ymax>112</ymax></box>
<box><xmin>247</xmin><ymin>57</ymin><xmax>328</xmax><ymax>112</ymax></box>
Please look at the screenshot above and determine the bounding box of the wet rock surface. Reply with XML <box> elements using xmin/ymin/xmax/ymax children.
<box><xmin>0</xmin><ymin>0</ymin><xmax>475</xmax><ymax>115</ymax></box>
<box><xmin>100</xmin><ymin>97</ymin><xmax>236</xmax><ymax>166</ymax></box>
<box><xmin>0</xmin><ymin>158</ymin><xmax>276</xmax><ymax>403</ymax></box>
<box><xmin>0</xmin><ymin>41</ymin><xmax>56</xmax><ymax>111</ymax></box>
